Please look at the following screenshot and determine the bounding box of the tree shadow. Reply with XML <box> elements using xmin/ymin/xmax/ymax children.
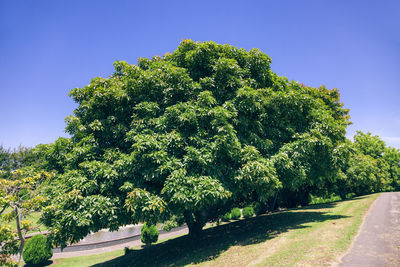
<box><xmin>92</xmin><ymin>206</ymin><xmax>348</xmax><ymax>267</ymax></box>
<box><xmin>289</xmin><ymin>201</ymin><xmax>338</xmax><ymax>210</ymax></box>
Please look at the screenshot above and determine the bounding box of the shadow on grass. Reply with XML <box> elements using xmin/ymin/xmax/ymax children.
<box><xmin>92</xmin><ymin>205</ymin><xmax>348</xmax><ymax>267</ymax></box>
<box><xmin>23</xmin><ymin>259</ymin><xmax>53</xmax><ymax>266</ymax></box>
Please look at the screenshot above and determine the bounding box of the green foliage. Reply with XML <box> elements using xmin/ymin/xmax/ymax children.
<box><xmin>0</xmin><ymin>170</ymin><xmax>50</xmax><ymax>263</ymax></box>
<box><xmin>242</xmin><ymin>206</ymin><xmax>255</xmax><ymax>218</ymax></box>
<box><xmin>230</xmin><ymin>208</ymin><xmax>241</xmax><ymax>220</ymax></box>
<box><xmin>347</xmin><ymin>153</ymin><xmax>383</xmax><ymax>195</ymax></box>
<box><xmin>309</xmin><ymin>194</ymin><xmax>341</xmax><ymax>205</ymax></box>
<box><xmin>328</xmin><ymin>131</ymin><xmax>399</xmax><ymax>198</ymax></box>
<box><xmin>0</xmin><ymin>226</ymin><xmax>18</xmax><ymax>266</ymax></box>
<box><xmin>354</xmin><ymin>131</ymin><xmax>386</xmax><ymax>159</ymax></box>
<box><xmin>161</xmin><ymin>220</ymin><xmax>178</xmax><ymax>232</ymax></box>
<box><xmin>161</xmin><ymin>215</ymin><xmax>184</xmax><ymax>232</ymax></box>
<box><xmin>34</xmin><ymin>138</ymin><xmax>73</xmax><ymax>173</ymax></box>
<box><xmin>382</xmin><ymin>147</ymin><xmax>400</xmax><ymax>190</ymax></box>
<box><xmin>221</xmin><ymin>212</ymin><xmax>231</xmax><ymax>222</ymax></box>
<box><xmin>0</xmin><ymin>145</ymin><xmax>38</xmax><ymax>178</ymax></box>
<box><xmin>22</xmin><ymin>234</ymin><xmax>53</xmax><ymax>265</ymax></box>
<box><xmin>0</xmin><ymin>146</ymin><xmax>11</xmax><ymax>172</ymax></box>
<box><xmin>141</xmin><ymin>223</ymin><xmax>159</xmax><ymax>245</ymax></box>
<box><xmin>340</xmin><ymin>132</ymin><xmax>396</xmax><ymax>196</ymax></box>
<box><xmin>41</xmin><ymin>40</ymin><xmax>351</xmax><ymax>242</ymax></box>
<box><xmin>252</xmin><ymin>202</ymin><xmax>262</xmax><ymax>215</ymax></box>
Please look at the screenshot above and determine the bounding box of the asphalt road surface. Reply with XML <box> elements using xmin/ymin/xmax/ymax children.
<box><xmin>339</xmin><ymin>192</ymin><xmax>400</xmax><ymax>267</ymax></box>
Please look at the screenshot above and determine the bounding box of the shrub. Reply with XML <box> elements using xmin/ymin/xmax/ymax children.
<box><xmin>242</xmin><ymin>206</ymin><xmax>255</xmax><ymax>218</ymax></box>
<box><xmin>22</xmin><ymin>234</ymin><xmax>52</xmax><ymax>266</ymax></box>
<box><xmin>221</xmin><ymin>212</ymin><xmax>231</xmax><ymax>222</ymax></box>
<box><xmin>161</xmin><ymin>215</ymin><xmax>184</xmax><ymax>231</ymax></box>
<box><xmin>309</xmin><ymin>194</ymin><xmax>342</xmax><ymax>205</ymax></box>
<box><xmin>252</xmin><ymin>202</ymin><xmax>266</xmax><ymax>215</ymax></box>
<box><xmin>230</xmin><ymin>207</ymin><xmax>241</xmax><ymax>220</ymax></box>
<box><xmin>141</xmin><ymin>223</ymin><xmax>159</xmax><ymax>245</ymax></box>
<box><xmin>252</xmin><ymin>202</ymin><xmax>260</xmax><ymax>215</ymax></box>
<box><xmin>161</xmin><ymin>220</ymin><xmax>178</xmax><ymax>232</ymax></box>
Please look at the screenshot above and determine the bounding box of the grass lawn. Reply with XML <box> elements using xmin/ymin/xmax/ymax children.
<box><xmin>1</xmin><ymin>209</ymin><xmax>46</xmax><ymax>233</ymax></box>
<box><xmin>1</xmin><ymin>208</ymin><xmax>45</xmax><ymax>232</ymax></box>
<box><xmin>51</xmin><ymin>193</ymin><xmax>378</xmax><ymax>267</ymax></box>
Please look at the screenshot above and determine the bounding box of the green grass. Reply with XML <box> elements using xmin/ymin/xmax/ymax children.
<box><xmin>51</xmin><ymin>250</ymin><xmax>125</xmax><ymax>267</ymax></box>
<box><xmin>51</xmin><ymin>194</ymin><xmax>379</xmax><ymax>267</ymax></box>
<box><xmin>309</xmin><ymin>194</ymin><xmax>342</xmax><ymax>205</ymax></box>
<box><xmin>1</xmin><ymin>209</ymin><xmax>45</xmax><ymax>232</ymax></box>
<box><xmin>50</xmin><ymin>233</ymin><xmax>188</xmax><ymax>267</ymax></box>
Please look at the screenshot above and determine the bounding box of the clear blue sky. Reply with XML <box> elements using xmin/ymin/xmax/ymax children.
<box><xmin>1</xmin><ymin>0</ymin><xmax>399</xmax><ymax>148</ymax></box>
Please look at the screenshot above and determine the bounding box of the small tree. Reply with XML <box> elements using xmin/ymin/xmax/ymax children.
<box><xmin>0</xmin><ymin>170</ymin><xmax>49</xmax><ymax>264</ymax></box>
<box><xmin>141</xmin><ymin>223</ymin><xmax>159</xmax><ymax>245</ymax></box>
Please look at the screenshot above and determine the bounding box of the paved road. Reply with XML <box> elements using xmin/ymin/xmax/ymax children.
<box><xmin>339</xmin><ymin>192</ymin><xmax>400</xmax><ymax>267</ymax></box>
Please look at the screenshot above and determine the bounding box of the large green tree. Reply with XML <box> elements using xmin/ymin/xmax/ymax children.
<box><xmin>42</xmin><ymin>40</ymin><xmax>349</xmax><ymax>245</ymax></box>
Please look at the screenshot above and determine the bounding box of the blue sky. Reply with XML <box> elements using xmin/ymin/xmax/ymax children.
<box><xmin>1</xmin><ymin>0</ymin><xmax>399</xmax><ymax>148</ymax></box>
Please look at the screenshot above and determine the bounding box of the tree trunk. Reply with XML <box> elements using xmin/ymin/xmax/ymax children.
<box><xmin>271</xmin><ymin>191</ymin><xmax>279</xmax><ymax>211</ymax></box>
<box><xmin>15</xmin><ymin>207</ymin><xmax>24</xmax><ymax>263</ymax></box>
<box><xmin>184</xmin><ymin>211</ymin><xmax>205</xmax><ymax>238</ymax></box>
<box><xmin>187</xmin><ymin>221</ymin><xmax>204</xmax><ymax>237</ymax></box>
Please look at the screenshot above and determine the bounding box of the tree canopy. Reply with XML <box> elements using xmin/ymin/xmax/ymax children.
<box><xmin>41</xmin><ymin>40</ymin><xmax>351</xmax><ymax>245</ymax></box>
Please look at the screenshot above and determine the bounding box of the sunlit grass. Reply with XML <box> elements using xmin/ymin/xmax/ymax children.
<box><xmin>1</xmin><ymin>208</ymin><xmax>46</xmax><ymax>232</ymax></box>
<box><xmin>51</xmin><ymin>194</ymin><xmax>379</xmax><ymax>267</ymax></box>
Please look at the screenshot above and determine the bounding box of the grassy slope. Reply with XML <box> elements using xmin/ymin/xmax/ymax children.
<box><xmin>52</xmin><ymin>194</ymin><xmax>378</xmax><ymax>267</ymax></box>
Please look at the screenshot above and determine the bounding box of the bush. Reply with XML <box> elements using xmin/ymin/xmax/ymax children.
<box><xmin>23</xmin><ymin>234</ymin><xmax>52</xmax><ymax>266</ymax></box>
<box><xmin>221</xmin><ymin>212</ymin><xmax>231</xmax><ymax>222</ymax></box>
<box><xmin>161</xmin><ymin>220</ymin><xmax>178</xmax><ymax>232</ymax></box>
<box><xmin>242</xmin><ymin>206</ymin><xmax>255</xmax><ymax>218</ymax></box>
<box><xmin>161</xmin><ymin>215</ymin><xmax>185</xmax><ymax>231</ymax></box>
<box><xmin>230</xmin><ymin>207</ymin><xmax>241</xmax><ymax>220</ymax></box>
<box><xmin>252</xmin><ymin>202</ymin><xmax>262</xmax><ymax>215</ymax></box>
<box><xmin>346</xmin><ymin>192</ymin><xmax>356</xmax><ymax>199</ymax></box>
<box><xmin>141</xmin><ymin>223</ymin><xmax>159</xmax><ymax>245</ymax></box>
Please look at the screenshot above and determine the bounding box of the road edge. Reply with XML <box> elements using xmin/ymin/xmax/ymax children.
<box><xmin>331</xmin><ymin>193</ymin><xmax>381</xmax><ymax>266</ymax></box>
